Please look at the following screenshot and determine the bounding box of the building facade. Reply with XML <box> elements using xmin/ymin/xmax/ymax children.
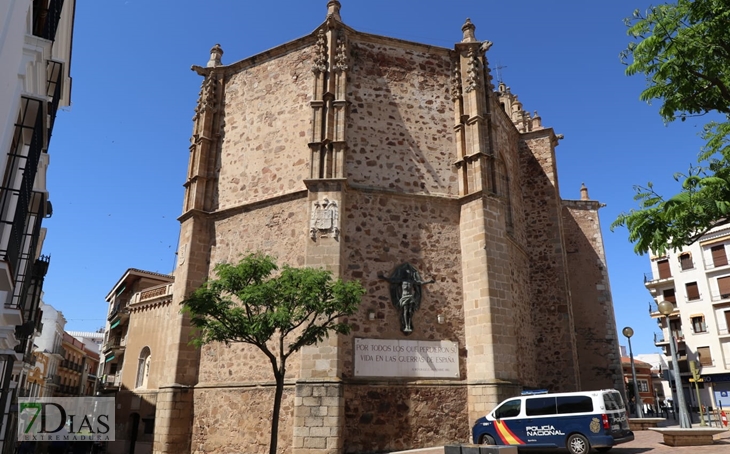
<box><xmin>0</xmin><ymin>1</ymin><xmax>75</xmax><ymax>452</ymax></box>
<box><xmin>98</xmin><ymin>3</ymin><xmax>624</xmax><ymax>454</ymax></box>
<box><xmin>648</xmin><ymin>224</ymin><xmax>730</xmax><ymax>413</ymax></box>
<box><xmin>100</xmin><ymin>269</ymin><xmax>174</xmax><ymax>454</ymax></box>
<box><xmin>621</xmin><ymin>356</ymin><xmax>659</xmax><ymax>414</ymax></box>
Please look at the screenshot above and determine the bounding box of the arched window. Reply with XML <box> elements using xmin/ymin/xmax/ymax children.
<box><xmin>135</xmin><ymin>347</ymin><xmax>151</xmax><ymax>389</ymax></box>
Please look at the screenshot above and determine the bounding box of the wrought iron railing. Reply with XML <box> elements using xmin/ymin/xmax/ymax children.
<box><xmin>32</xmin><ymin>0</ymin><xmax>66</xmax><ymax>42</ymax></box>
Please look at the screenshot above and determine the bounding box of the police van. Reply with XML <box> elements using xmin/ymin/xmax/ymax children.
<box><xmin>471</xmin><ymin>389</ymin><xmax>634</xmax><ymax>454</ymax></box>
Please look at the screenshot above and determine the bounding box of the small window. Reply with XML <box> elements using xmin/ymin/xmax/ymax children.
<box><xmin>557</xmin><ymin>395</ymin><xmax>593</xmax><ymax>414</ymax></box>
<box><xmin>712</xmin><ymin>245</ymin><xmax>728</xmax><ymax>267</ymax></box>
<box><xmin>697</xmin><ymin>346</ymin><xmax>713</xmax><ymax>366</ymax></box>
<box><xmin>718</xmin><ymin>276</ymin><xmax>730</xmax><ymax>298</ymax></box>
<box><xmin>686</xmin><ymin>282</ymin><xmax>700</xmax><ymax>301</ymax></box>
<box><xmin>494</xmin><ymin>399</ymin><xmax>521</xmax><ymax>419</ymax></box>
<box><xmin>637</xmin><ymin>380</ymin><xmax>650</xmax><ymax>393</ymax></box>
<box><xmin>691</xmin><ymin>316</ymin><xmax>706</xmax><ymax>333</ymax></box>
<box><xmin>663</xmin><ymin>288</ymin><xmax>676</xmax><ymax>304</ymax></box>
<box><xmin>525</xmin><ymin>397</ymin><xmax>557</xmax><ymax>416</ymax></box>
<box><xmin>679</xmin><ymin>253</ymin><xmax>694</xmax><ymax>270</ymax></box>
<box><xmin>657</xmin><ymin>259</ymin><xmax>671</xmax><ymax>279</ymax></box>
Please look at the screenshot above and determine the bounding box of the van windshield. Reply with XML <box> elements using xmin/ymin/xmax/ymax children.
<box><xmin>494</xmin><ymin>399</ymin><xmax>521</xmax><ymax>419</ymax></box>
<box><xmin>603</xmin><ymin>391</ymin><xmax>625</xmax><ymax>411</ymax></box>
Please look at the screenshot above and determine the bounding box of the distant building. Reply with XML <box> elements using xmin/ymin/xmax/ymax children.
<box><xmin>647</xmin><ymin>224</ymin><xmax>730</xmax><ymax>412</ymax></box>
<box><xmin>68</xmin><ymin>330</ymin><xmax>104</xmax><ymax>354</ymax></box>
<box><xmin>99</xmin><ymin>268</ymin><xmax>173</xmax><ymax>454</ymax></box>
<box><xmin>621</xmin><ymin>356</ymin><xmax>660</xmax><ymax>414</ymax></box>
<box><xmin>34</xmin><ymin>301</ymin><xmax>66</xmax><ymax>396</ymax></box>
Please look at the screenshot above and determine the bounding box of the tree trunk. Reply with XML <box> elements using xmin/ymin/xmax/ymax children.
<box><xmin>269</xmin><ymin>371</ymin><xmax>285</xmax><ymax>454</ymax></box>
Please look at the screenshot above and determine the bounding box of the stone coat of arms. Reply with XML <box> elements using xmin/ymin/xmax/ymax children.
<box><xmin>310</xmin><ymin>198</ymin><xmax>339</xmax><ymax>240</ymax></box>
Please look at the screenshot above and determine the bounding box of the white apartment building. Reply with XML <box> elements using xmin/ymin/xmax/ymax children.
<box><xmin>0</xmin><ymin>1</ymin><xmax>76</xmax><ymax>452</ymax></box>
<box><xmin>647</xmin><ymin>225</ymin><xmax>730</xmax><ymax>413</ymax></box>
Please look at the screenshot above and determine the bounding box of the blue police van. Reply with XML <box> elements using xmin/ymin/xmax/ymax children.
<box><xmin>471</xmin><ymin>389</ymin><xmax>634</xmax><ymax>454</ymax></box>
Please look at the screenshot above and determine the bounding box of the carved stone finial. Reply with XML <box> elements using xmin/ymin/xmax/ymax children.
<box><xmin>327</xmin><ymin>0</ymin><xmax>342</xmax><ymax>21</ymax></box>
<box><xmin>334</xmin><ymin>33</ymin><xmax>349</xmax><ymax>72</ymax></box>
<box><xmin>580</xmin><ymin>183</ymin><xmax>589</xmax><ymax>201</ymax></box>
<box><xmin>461</xmin><ymin>18</ymin><xmax>477</xmax><ymax>43</ymax></box>
<box><xmin>206</xmin><ymin>44</ymin><xmax>223</xmax><ymax>68</ymax></box>
<box><xmin>312</xmin><ymin>30</ymin><xmax>328</xmax><ymax>74</ymax></box>
<box><xmin>464</xmin><ymin>48</ymin><xmax>481</xmax><ymax>93</ymax></box>
<box><xmin>531</xmin><ymin>110</ymin><xmax>542</xmax><ymax>129</ymax></box>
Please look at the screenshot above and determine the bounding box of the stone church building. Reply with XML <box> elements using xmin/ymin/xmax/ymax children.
<box><xmin>120</xmin><ymin>2</ymin><xmax>624</xmax><ymax>454</ymax></box>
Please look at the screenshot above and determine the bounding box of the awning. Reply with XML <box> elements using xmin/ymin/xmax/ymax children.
<box><xmin>110</xmin><ymin>319</ymin><xmax>121</xmax><ymax>329</ymax></box>
<box><xmin>105</xmin><ymin>355</ymin><xmax>115</xmax><ymax>363</ymax></box>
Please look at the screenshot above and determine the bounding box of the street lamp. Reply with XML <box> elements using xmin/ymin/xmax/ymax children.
<box><xmin>622</xmin><ymin>326</ymin><xmax>644</xmax><ymax>419</ymax></box>
<box><xmin>657</xmin><ymin>300</ymin><xmax>692</xmax><ymax>428</ymax></box>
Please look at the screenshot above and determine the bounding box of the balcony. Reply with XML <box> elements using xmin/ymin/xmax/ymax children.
<box><xmin>649</xmin><ymin>301</ymin><xmax>679</xmax><ymax>318</ymax></box>
<box><xmin>129</xmin><ymin>283</ymin><xmax>174</xmax><ymax>307</ymax></box>
<box><xmin>644</xmin><ymin>272</ymin><xmax>674</xmax><ymax>288</ymax></box>
<box><xmin>45</xmin><ymin>374</ymin><xmax>61</xmax><ymax>387</ymax></box>
<box><xmin>108</xmin><ymin>301</ymin><xmax>130</xmax><ymax>324</ymax></box>
<box><xmin>102</xmin><ymin>335</ymin><xmax>126</xmax><ymax>354</ymax></box>
<box><xmin>710</xmin><ymin>293</ymin><xmax>730</xmax><ymax>305</ymax></box>
<box><xmin>100</xmin><ymin>373</ymin><xmax>122</xmax><ymax>390</ymax></box>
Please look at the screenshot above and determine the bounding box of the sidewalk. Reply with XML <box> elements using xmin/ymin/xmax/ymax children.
<box><xmin>612</xmin><ymin>422</ymin><xmax>730</xmax><ymax>454</ymax></box>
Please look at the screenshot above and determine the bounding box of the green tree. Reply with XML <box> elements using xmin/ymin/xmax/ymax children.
<box><xmin>181</xmin><ymin>253</ymin><xmax>365</xmax><ymax>454</ymax></box>
<box><xmin>613</xmin><ymin>0</ymin><xmax>730</xmax><ymax>254</ymax></box>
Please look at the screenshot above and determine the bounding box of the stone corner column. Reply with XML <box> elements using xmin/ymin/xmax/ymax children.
<box><xmin>292</xmin><ymin>378</ymin><xmax>344</xmax><ymax>454</ymax></box>
<box><xmin>152</xmin><ymin>385</ymin><xmax>194</xmax><ymax>454</ymax></box>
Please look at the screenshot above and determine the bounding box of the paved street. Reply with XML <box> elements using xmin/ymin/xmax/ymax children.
<box><xmin>604</xmin><ymin>428</ymin><xmax>730</xmax><ymax>454</ymax></box>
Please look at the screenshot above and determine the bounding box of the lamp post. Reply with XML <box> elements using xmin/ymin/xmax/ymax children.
<box><xmin>622</xmin><ymin>326</ymin><xmax>644</xmax><ymax>419</ymax></box>
<box><xmin>658</xmin><ymin>300</ymin><xmax>692</xmax><ymax>428</ymax></box>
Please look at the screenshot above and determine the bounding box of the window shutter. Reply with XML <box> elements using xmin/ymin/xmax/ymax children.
<box><xmin>679</xmin><ymin>254</ymin><xmax>693</xmax><ymax>270</ymax></box>
<box><xmin>686</xmin><ymin>282</ymin><xmax>700</xmax><ymax>300</ymax></box>
<box><xmin>697</xmin><ymin>347</ymin><xmax>712</xmax><ymax>366</ymax></box>
<box><xmin>658</xmin><ymin>259</ymin><xmax>671</xmax><ymax>279</ymax></box>
<box><xmin>663</xmin><ymin>288</ymin><xmax>676</xmax><ymax>303</ymax></box>
<box><xmin>712</xmin><ymin>245</ymin><xmax>728</xmax><ymax>267</ymax></box>
<box><xmin>718</xmin><ymin>276</ymin><xmax>730</xmax><ymax>297</ymax></box>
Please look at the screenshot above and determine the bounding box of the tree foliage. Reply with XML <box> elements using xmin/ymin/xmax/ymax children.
<box><xmin>613</xmin><ymin>0</ymin><xmax>730</xmax><ymax>255</ymax></box>
<box><xmin>181</xmin><ymin>252</ymin><xmax>365</xmax><ymax>454</ymax></box>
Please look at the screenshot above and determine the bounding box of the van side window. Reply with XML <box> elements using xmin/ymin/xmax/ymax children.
<box><xmin>494</xmin><ymin>399</ymin><xmax>521</xmax><ymax>419</ymax></box>
<box><xmin>603</xmin><ymin>392</ymin><xmax>625</xmax><ymax>411</ymax></box>
<box><xmin>525</xmin><ymin>397</ymin><xmax>557</xmax><ymax>416</ymax></box>
<box><xmin>556</xmin><ymin>396</ymin><xmax>593</xmax><ymax>414</ymax></box>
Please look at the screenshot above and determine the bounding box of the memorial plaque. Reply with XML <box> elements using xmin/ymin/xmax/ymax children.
<box><xmin>354</xmin><ymin>338</ymin><xmax>459</xmax><ymax>379</ymax></box>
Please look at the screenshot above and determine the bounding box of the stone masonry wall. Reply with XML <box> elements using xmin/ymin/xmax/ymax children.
<box><xmin>192</xmin><ymin>387</ymin><xmax>294</xmax><ymax>454</ymax></box>
<box><xmin>346</xmin><ymin>36</ymin><xmax>457</xmax><ymax>196</ymax></box>
<box><xmin>562</xmin><ymin>201</ymin><xmax>623</xmax><ymax>392</ymax></box>
<box><xmin>518</xmin><ymin>131</ymin><xmax>580</xmax><ymax>391</ymax></box>
<box><xmin>216</xmin><ymin>45</ymin><xmax>313</xmax><ymax>211</ymax></box>
<box><xmin>198</xmin><ymin>198</ymin><xmax>310</xmax><ymax>384</ymax></box>
<box><xmin>339</xmin><ymin>191</ymin><xmax>465</xmax><ymax>378</ymax></box>
<box><xmin>343</xmin><ymin>384</ymin><xmax>468</xmax><ymax>453</ymax></box>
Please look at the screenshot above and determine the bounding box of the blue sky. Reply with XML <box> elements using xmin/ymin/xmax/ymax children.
<box><xmin>45</xmin><ymin>0</ymin><xmax>704</xmax><ymax>355</ymax></box>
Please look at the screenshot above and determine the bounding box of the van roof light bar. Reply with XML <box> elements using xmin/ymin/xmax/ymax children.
<box><xmin>520</xmin><ymin>389</ymin><xmax>549</xmax><ymax>395</ymax></box>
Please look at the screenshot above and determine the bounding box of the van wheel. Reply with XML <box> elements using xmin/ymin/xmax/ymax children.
<box><xmin>479</xmin><ymin>434</ymin><xmax>496</xmax><ymax>445</ymax></box>
<box><xmin>566</xmin><ymin>434</ymin><xmax>590</xmax><ymax>454</ymax></box>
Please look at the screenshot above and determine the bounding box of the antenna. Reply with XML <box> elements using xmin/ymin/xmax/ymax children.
<box><xmin>494</xmin><ymin>61</ymin><xmax>507</xmax><ymax>84</ymax></box>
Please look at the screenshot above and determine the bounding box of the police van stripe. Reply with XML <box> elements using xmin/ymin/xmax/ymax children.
<box><xmin>494</xmin><ymin>421</ymin><xmax>524</xmax><ymax>445</ymax></box>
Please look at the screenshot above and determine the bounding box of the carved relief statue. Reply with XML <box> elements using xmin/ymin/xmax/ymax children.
<box><xmin>310</xmin><ymin>198</ymin><xmax>339</xmax><ymax>240</ymax></box>
<box><xmin>378</xmin><ymin>263</ymin><xmax>435</xmax><ymax>334</ymax></box>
